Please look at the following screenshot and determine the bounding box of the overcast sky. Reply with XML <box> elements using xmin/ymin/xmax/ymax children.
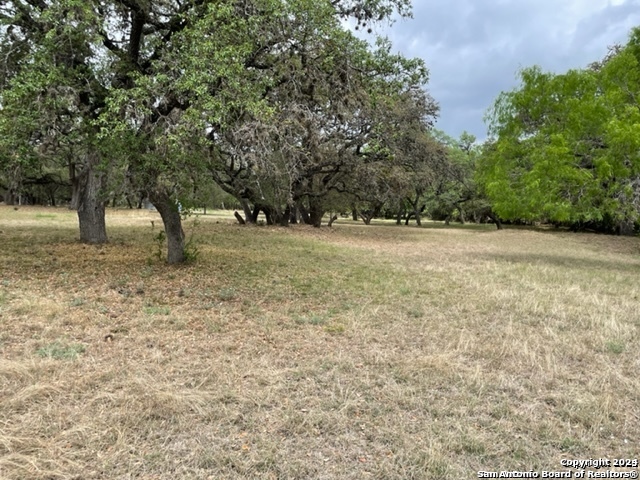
<box><xmin>373</xmin><ymin>0</ymin><xmax>640</xmax><ymax>141</ymax></box>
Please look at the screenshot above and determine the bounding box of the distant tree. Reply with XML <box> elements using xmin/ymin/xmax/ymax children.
<box><xmin>334</xmin><ymin>76</ymin><xmax>440</xmax><ymax>226</ymax></box>
<box><xmin>424</xmin><ymin>130</ymin><xmax>498</xmax><ymax>227</ymax></box>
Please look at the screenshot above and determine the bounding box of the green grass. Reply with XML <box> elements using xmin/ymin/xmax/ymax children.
<box><xmin>605</xmin><ymin>340</ymin><xmax>625</xmax><ymax>354</ymax></box>
<box><xmin>143</xmin><ymin>305</ymin><xmax>171</xmax><ymax>315</ymax></box>
<box><xmin>70</xmin><ymin>297</ymin><xmax>85</xmax><ymax>307</ymax></box>
<box><xmin>0</xmin><ymin>205</ymin><xmax>639</xmax><ymax>479</ymax></box>
<box><xmin>36</xmin><ymin>341</ymin><xmax>86</xmax><ymax>360</ymax></box>
<box><xmin>34</xmin><ymin>213</ymin><xmax>57</xmax><ymax>219</ymax></box>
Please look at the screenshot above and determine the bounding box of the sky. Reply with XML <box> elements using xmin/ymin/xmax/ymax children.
<box><xmin>373</xmin><ymin>0</ymin><xmax>640</xmax><ymax>141</ymax></box>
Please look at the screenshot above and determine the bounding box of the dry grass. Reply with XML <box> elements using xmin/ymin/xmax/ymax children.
<box><xmin>0</xmin><ymin>205</ymin><xmax>639</xmax><ymax>479</ymax></box>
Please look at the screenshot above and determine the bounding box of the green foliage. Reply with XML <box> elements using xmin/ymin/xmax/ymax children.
<box><xmin>143</xmin><ymin>306</ymin><xmax>171</xmax><ymax>316</ymax></box>
<box><xmin>425</xmin><ymin>130</ymin><xmax>491</xmax><ymax>223</ymax></box>
<box><xmin>606</xmin><ymin>340</ymin><xmax>625</xmax><ymax>354</ymax></box>
<box><xmin>199</xmin><ymin>1</ymin><xmax>435</xmax><ymax>226</ymax></box>
<box><xmin>216</xmin><ymin>288</ymin><xmax>237</xmax><ymax>302</ymax></box>
<box><xmin>0</xmin><ymin>0</ymin><xmax>107</xmax><ymax>181</ymax></box>
<box><xmin>183</xmin><ymin>217</ymin><xmax>201</xmax><ymax>264</ymax></box>
<box><xmin>323</xmin><ymin>323</ymin><xmax>346</xmax><ymax>335</ymax></box>
<box><xmin>153</xmin><ymin>230</ymin><xmax>166</xmax><ymax>262</ymax></box>
<box><xmin>479</xmin><ymin>28</ymin><xmax>640</xmax><ymax>232</ymax></box>
<box><xmin>347</xmin><ymin>87</ymin><xmax>441</xmax><ymax>224</ymax></box>
<box><xmin>1</xmin><ymin>0</ymin><xmax>435</xmax><ymax>238</ymax></box>
<box><xmin>70</xmin><ymin>297</ymin><xmax>86</xmax><ymax>307</ymax></box>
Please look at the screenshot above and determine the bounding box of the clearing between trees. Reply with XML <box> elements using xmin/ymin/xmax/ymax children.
<box><xmin>0</xmin><ymin>206</ymin><xmax>638</xmax><ymax>479</ymax></box>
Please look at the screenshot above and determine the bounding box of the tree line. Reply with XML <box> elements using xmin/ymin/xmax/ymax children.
<box><xmin>1</xmin><ymin>2</ymin><xmax>638</xmax><ymax>263</ymax></box>
<box><xmin>1</xmin><ymin>0</ymin><xmax>492</xmax><ymax>263</ymax></box>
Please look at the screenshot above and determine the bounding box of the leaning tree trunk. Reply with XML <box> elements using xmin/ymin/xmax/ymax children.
<box><xmin>70</xmin><ymin>154</ymin><xmax>108</xmax><ymax>244</ymax></box>
<box><xmin>241</xmin><ymin>199</ymin><xmax>256</xmax><ymax>224</ymax></box>
<box><xmin>405</xmin><ymin>213</ymin><xmax>412</xmax><ymax>226</ymax></box>
<box><xmin>234</xmin><ymin>211</ymin><xmax>246</xmax><ymax>224</ymax></box>
<box><xmin>409</xmin><ymin>196</ymin><xmax>422</xmax><ymax>227</ymax></box>
<box><xmin>487</xmin><ymin>211</ymin><xmax>502</xmax><ymax>230</ymax></box>
<box><xmin>359</xmin><ymin>211</ymin><xmax>374</xmax><ymax>225</ymax></box>
<box><xmin>149</xmin><ymin>189</ymin><xmax>185</xmax><ymax>264</ymax></box>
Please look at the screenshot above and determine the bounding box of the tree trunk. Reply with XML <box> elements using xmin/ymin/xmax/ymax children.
<box><xmin>414</xmin><ymin>208</ymin><xmax>422</xmax><ymax>227</ymax></box>
<box><xmin>289</xmin><ymin>204</ymin><xmax>299</xmax><ymax>224</ymax></box>
<box><xmin>351</xmin><ymin>208</ymin><xmax>358</xmax><ymax>221</ymax></box>
<box><xmin>308</xmin><ymin>201</ymin><xmax>324</xmax><ymax>228</ymax></box>
<box><xmin>4</xmin><ymin>189</ymin><xmax>17</xmax><ymax>206</ymax></box>
<box><xmin>405</xmin><ymin>208</ymin><xmax>417</xmax><ymax>225</ymax></box>
<box><xmin>234</xmin><ymin>211</ymin><xmax>246</xmax><ymax>224</ymax></box>
<box><xmin>396</xmin><ymin>209</ymin><xmax>403</xmax><ymax>225</ymax></box>
<box><xmin>262</xmin><ymin>205</ymin><xmax>275</xmax><ymax>225</ymax></box>
<box><xmin>70</xmin><ymin>154</ymin><xmax>108</xmax><ymax>244</ymax></box>
<box><xmin>298</xmin><ymin>202</ymin><xmax>311</xmax><ymax>225</ymax></box>
<box><xmin>279</xmin><ymin>205</ymin><xmax>291</xmax><ymax>227</ymax></box>
<box><xmin>149</xmin><ymin>189</ymin><xmax>185</xmax><ymax>264</ymax></box>
<box><xmin>359</xmin><ymin>211</ymin><xmax>374</xmax><ymax>225</ymax></box>
<box><xmin>5</xmin><ymin>173</ymin><xmax>21</xmax><ymax>205</ymax></box>
<box><xmin>251</xmin><ymin>204</ymin><xmax>261</xmax><ymax>223</ymax></box>
<box><xmin>617</xmin><ymin>221</ymin><xmax>634</xmax><ymax>236</ymax></box>
<box><xmin>241</xmin><ymin>199</ymin><xmax>255</xmax><ymax>224</ymax></box>
<box><xmin>408</xmin><ymin>196</ymin><xmax>421</xmax><ymax>227</ymax></box>
<box><xmin>488</xmin><ymin>211</ymin><xmax>502</xmax><ymax>230</ymax></box>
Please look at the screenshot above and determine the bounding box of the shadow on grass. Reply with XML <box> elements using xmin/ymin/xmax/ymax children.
<box><xmin>340</xmin><ymin>218</ymin><xmax>498</xmax><ymax>231</ymax></box>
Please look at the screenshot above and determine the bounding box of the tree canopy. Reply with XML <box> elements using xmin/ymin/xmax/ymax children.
<box><xmin>0</xmin><ymin>0</ymin><xmax>444</xmax><ymax>262</ymax></box>
<box><xmin>5</xmin><ymin>2</ymin><xmax>637</xmax><ymax>265</ymax></box>
<box><xmin>479</xmin><ymin>28</ymin><xmax>640</xmax><ymax>234</ymax></box>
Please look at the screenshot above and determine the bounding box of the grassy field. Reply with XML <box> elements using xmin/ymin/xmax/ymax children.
<box><xmin>0</xmin><ymin>205</ymin><xmax>639</xmax><ymax>479</ymax></box>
